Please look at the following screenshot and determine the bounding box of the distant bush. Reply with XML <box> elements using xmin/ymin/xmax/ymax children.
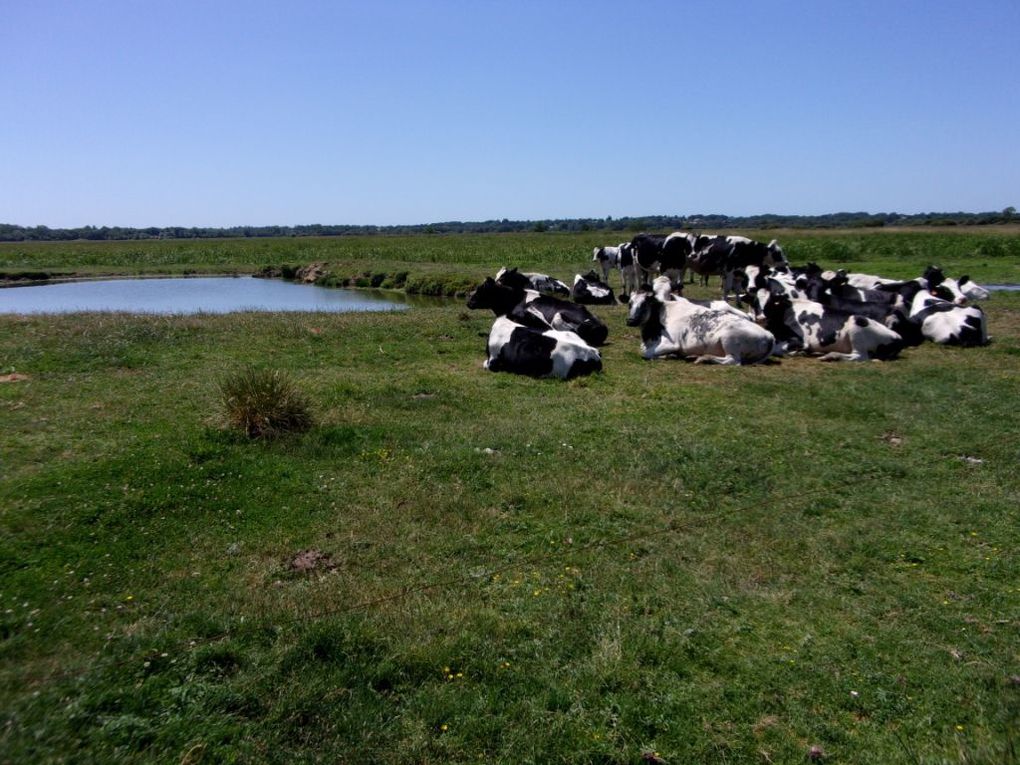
<box><xmin>219</xmin><ymin>367</ymin><xmax>313</xmax><ymax>439</ymax></box>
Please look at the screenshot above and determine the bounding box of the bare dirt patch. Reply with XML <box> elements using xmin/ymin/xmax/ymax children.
<box><xmin>289</xmin><ymin>548</ymin><xmax>337</xmax><ymax>573</ymax></box>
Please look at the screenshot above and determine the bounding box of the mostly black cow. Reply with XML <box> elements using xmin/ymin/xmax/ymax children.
<box><xmin>467</xmin><ymin>277</ymin><xmax>609</xmax><ymax>346</ymax></box>
<box><xmin>494</xmin><ymin>267</ymin><xmax>570</xmax><ymax>296</ymax></box>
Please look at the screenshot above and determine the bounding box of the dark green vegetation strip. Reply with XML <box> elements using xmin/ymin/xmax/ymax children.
<box><xmin>1</xmin><ymin>235</ymin><xmax>1019</xmax><ymax>763</ymax></box>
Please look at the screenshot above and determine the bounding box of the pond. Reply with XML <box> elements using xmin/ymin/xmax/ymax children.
<box><xmin>0</xmin><ymin>276</ymin><xmax>422</xmax><ymax>314</ymax></box>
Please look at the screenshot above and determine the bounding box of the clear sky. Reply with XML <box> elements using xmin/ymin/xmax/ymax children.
<box><xmin>2</xmin><ymin>0</ymin><xmax>1017</xmax><ymax>227</ymax></box>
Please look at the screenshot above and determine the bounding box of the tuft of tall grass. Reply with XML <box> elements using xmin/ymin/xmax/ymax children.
<box><xmin>219</xmin><ymin>366</ymin><xmax>313</xmax><ymax>439</ymax></box>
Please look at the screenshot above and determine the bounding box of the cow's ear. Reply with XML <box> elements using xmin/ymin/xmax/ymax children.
<box><xmin>959</xmin><ymin>275</ymin><xmax>971</xmax><ymax>284</ymax></box>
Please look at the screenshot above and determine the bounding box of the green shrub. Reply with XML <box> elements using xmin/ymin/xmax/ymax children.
<box><xmin>218</xmin><ymin>366</ymin><xmax>313</xmax><ymax>439</ymax></box>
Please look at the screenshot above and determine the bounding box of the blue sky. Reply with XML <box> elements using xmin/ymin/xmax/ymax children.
<box><xmin>2</xmin><ymin>0</ymin><xmax>1017</xmax><ymax>227</ymax></box>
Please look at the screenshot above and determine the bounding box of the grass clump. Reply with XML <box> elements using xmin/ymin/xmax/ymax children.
<box><xmin>219</xmin><ymin>366</ymin><xmax>313</xmax><ymax>439</ymax></box>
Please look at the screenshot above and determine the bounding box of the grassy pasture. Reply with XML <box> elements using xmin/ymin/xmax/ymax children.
<box><xmin>1</xmin><ymin>232</ymin><xmax>1019</xmax><ymax>763</ymax></box>
<box><xmin>3</xmin><ymin>227</ymin><xmax>1020</xmax><ymax>290</ymax></box>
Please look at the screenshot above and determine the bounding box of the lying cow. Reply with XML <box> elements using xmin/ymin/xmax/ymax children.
<box><xmin>572</xmin><ymin>271</ymin><xmax>615</xmax><ymax>305</ymax></box>
<box><xmin>745</xmin><ymin>278</ymin><xmax>904</xmax><ymax>361</ymax></box>
<box><xmin>626</xmin><ymin>284</ymin><xmax>775</xmax><ymax>364</ymax></box>
<box><xmin>937</xmin><ymin>275</ymin><xmax>991</xmax><ymax>304</ymax></box>
<box><xmin>790</xmin><ymin>271</ymin><xmax>924</xmax><ymax>347</ymax></box>
<box><xmin>467</xmin><ymin>277</ymin><xmax>609</xmax><ymax>346</ymax></box>
<box><xmin>494</xmin><ymin>267</ymin><xmax>569</xmax><ymax>296</ymax></box>
<box><xmin>909</xmin><ymin>288</ymin><xmax>988</xmax><ymax>346</ymax></box>
<box><xmin>483</xmin><ymin>316</ymin><xmax>602</xmax><ymax>379</ymax></box>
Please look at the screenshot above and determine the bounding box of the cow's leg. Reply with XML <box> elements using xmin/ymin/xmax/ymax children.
<box><xmin>819</xmin><ymin>351</ymin><xmax>864</xmax><ymax>361</ymax></box>
<box><xmin>693</xmin><ymin>353</ymin><xmax>739</xmax><ymax>365</ymax></box>
<box><xmin>721</xmin><ymin>270</ymin><xmax>734</xmax><ymax>301</ymax></box>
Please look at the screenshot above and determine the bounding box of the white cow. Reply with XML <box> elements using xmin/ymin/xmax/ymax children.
<box><xmin>626</xmin><ymin>283</ymin><xmax>775</xmax><ymax>364</ymax></box>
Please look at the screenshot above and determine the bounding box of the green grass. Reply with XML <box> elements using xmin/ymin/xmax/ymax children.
<box><xmin>1</xmin><ymin>233</ymin><xmax>1019</xmax><ymax>763</ymax></box>
<box><xmin>3</xmin><ymin>227</ymin><xmax>1020</xmax><ymax>291</ymax></box>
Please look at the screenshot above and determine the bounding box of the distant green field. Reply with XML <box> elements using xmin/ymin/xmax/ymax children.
<box><xmin>2</xmin><ymin>228</ymin><xmax>1020</xmax><ymax>289</ymax></box>
<box><xmin>1</xmin><ymin>232</ymin><xmax>1018</xmax><ymax>763</ymax></box>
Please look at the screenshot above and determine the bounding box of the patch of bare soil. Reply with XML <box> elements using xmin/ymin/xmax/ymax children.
<box><xmin>289</xmin><ymin>548</ymin><xmax>337</xmax><ymax>573</ymax></box>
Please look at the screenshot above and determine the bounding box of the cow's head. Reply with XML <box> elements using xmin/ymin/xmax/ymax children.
<box><xmin>467</xmin><ymin>277</ymin><xmax>519</xmax><ymax>314</ymax></box>
<box><xmin>923</xmin><ymin>265</ymin><xmax>946</xmax><ymax>289</ymax></box>
<box><xmin>494</xmin><ymin>267</ymin><xmax>531</xmax><ymax>292</ymax></box>
<box><xmin>592</xmin><ymin>247</ymin><xmax>605</xmax><ymax>263</ymax></box>
<box><xmin>766</xmin><ymin>239</ymin><xmax>788</xmax><ymax>265</ymax></box>
<box><xmin>743</xmin><ymin>276</ymin><xmax>790</xmax><ymax>324</ymax></box>
<box><xmin>626</xmin><ymin>288</ymin><xmax>660</xmax><ymax>327</ymax></box>
<box><xmin>957</xmin><ymin>275</ymin><xmax>990</xmax><ymax>301</ymax></box>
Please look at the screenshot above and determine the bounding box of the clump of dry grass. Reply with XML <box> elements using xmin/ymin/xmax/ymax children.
<box><xmin>219</xmin><ymin>366</ymin><xmax>312</xmax><ymax>439</ymax></box>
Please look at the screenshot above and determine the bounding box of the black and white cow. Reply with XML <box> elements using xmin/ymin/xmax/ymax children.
<box><xmin>630</xmin><ymin>233</ymin><xmax>668</xmax><ymax>286</ymax></box>
<box><xmin>626</xmin><ymin>284</ymin><xmax>775</xmax><ymax>364</ymax></box>
<box><xmin>483</xmin><ymin>316</ymin><xmax>602</xmax><ymax>379</ymax></box>
<box><xmin>650</xmin><ymin>275</ymin><xmax>754</xmax><ymax>320</ymax></box>
<box><xmin>592</xmin><ymin>242</ymin><xmax>635</xmax><ymax>287</ymax></box>
<box><xmin>467</xmin><ymin>277</ymin><xmax>609</xmax><ymax>346</ymax></box>
<box><xmin>745</xmin><ymin>278</ymin><xmax>904</xmax><ymax>361</ymax></box>
<box><xmin>934</xmin><ymin>275</ymin><xmax>990</xmax><ymax>304</ymax></box>
<box><xmin>686</xmin><ymin>234</ymin><xmax>729</xmax><ymax>286</ymax></box>
<box><xmin>909</xmin><ymin>288</ymin><xmax>988</xmax><ymax>346</ymax></box>
<box><xmin>846</xmin><ymin>272</ymin><xmax>897</xmax><ymax>290</ymax></box>
<box><xmin>629</xmin><ymin>232</ymin><xmax>697</xmax><ymax>290</ymax></box>
<box><xmin>789</xmin><ymin>271</ymin><xmax>924</xmax><ymax>347</ymax></box>
<box><xmin>660</xmin><ymin>232</ymin><xmax>696</xmax><ymax>288</ymax></box>
<box><xmin>494</xmin><ymin>267</ymin><xmax>570</xmax><ymax>296</ymax></box>
<box><xmin>720</xmin><ymin>236</ymin><xmax>788</xmax><ymax>302</ymax></box>
<box><xmin>572</xmin><ymin>270</ymin><xmax>616</xmax><ymax>305</ymax></box>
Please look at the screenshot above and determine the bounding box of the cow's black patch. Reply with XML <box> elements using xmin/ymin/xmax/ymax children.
<box><xmin>631</xmin><ymin>233</ymin><xmax>667</xmax><ymax>270</ymax></box>
<box><xmin>512</xmin><ymin>295</ymin><xmax>608</xmax><ymax>346</ymax></box>
<box><xmin>854</xmin><ymin>315</ymin><xmax>869</xmax><ymax>327</ymax></box>
<box><xmin>491</xmin><ymin>327</ymin><xmax>556</xmax><ymax>377</ymax></box>
<box><xmin>797</xmin><ymin>310</ymin><xmax>820</xmax><ymax>328</ymax></box>
<box><xmin>566</xmin><ymin>356</ymin><xmax>603</xmax><ymax>379</ymax></box>
<box><xmin>871</xmin><ymin>338</ymin><xmax>903</xmax><ymax>360</ymax></box>
<box><xmin>955</xmin><ymin>314</ymin><xmax>986</xmax><ymax>347</ymax></box>
<box><xmin>660</xmin><ymin>235</ymin><xmax>692</xmax><ymax>270</ymax></box>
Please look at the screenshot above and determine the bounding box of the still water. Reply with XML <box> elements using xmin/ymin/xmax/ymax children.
<box><xmin>0</xmin><ymin>277</ymin><xmax>416</xmax><ymax>314</ymax></box>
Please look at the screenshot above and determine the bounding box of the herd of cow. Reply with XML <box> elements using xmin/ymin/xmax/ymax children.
<box><xmin>466</xmin><ymin>233</ymin><xmax>992</xmax><ymax>379</ymax></box>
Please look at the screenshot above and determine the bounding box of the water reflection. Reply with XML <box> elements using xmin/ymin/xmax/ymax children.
<box><xmin>0</xmin><ymin>276</ymin><xmax>441</xmax><ymax>314</ymax></box>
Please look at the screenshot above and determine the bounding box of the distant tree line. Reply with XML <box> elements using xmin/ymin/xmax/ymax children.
<box><xmin>1</xmin><ymin>208</ymin><xmax>1015</xmax><ymax>242</ymax></box>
